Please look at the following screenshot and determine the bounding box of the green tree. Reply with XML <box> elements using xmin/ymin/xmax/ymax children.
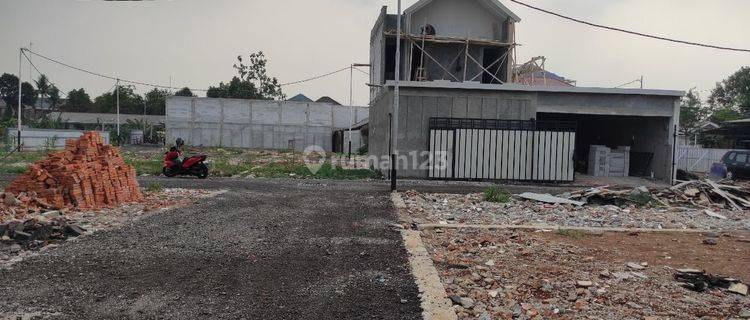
<box><xmin>34</xmin><ymin>75</ymin><xmax>62</xmax><ymax>112</ymax></box>
<box><xmin>0</xmin><ymin>73</ymin><xmax>37</xmax><ymax>120</ymax></box>
<box><xmin>64</xmin><ymin>88</ymin><xmax>93</xmax><ymax>112</ymax></box>
<box><xmin>679</xmin><ymin>89</ymin><xmax>709</xmax><ymax>135</ymax></box>
<box><xmin>93</xmin><ymin>85</ymin><xmax>144</xmax><ymax>114</ymax></box>
<box><xmin>708</xmin><ymin>66</ymin><xmax>750</xmax><ymax>120</ymax></box>
<box><xmin>208</xmin><ymin>51</ymin><xmax>285</xmax><ymax>100</ymax></box>
<box><xmin>174</xmin><ymin>87</ymin><xmax>195</xmax><ymax>97</ymax></box>
<box><xmin>144</xmin><ymin>88</ymin><xmax>169</xmax><ymax>115</ymax></box>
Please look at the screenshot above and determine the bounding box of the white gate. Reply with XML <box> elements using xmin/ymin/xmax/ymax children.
<box><xmin>428</xmin><ymin>119</ymin><xmax>576</xmax><ymax>182</ymax></box>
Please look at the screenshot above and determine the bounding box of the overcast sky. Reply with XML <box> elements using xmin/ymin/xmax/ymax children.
<box><xmin>0</xmin><ymin>0</ymin><xmax>748</xmax><ymax>106</ymax></box>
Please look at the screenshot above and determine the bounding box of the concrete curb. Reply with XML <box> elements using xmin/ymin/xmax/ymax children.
<box><xmin>418</xmin><ymin>223</ymin><xmax>717</xmax><ymax>234</ymax></box>
<box><xmin>393</xmin><ymin>192</ymin><xmax>457</xmax><ymax>320</ymax></box>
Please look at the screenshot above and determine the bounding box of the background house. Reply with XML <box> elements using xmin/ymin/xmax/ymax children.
<box><xmin>367</xmin><ymin>0</ymin><xmax>683</xmax><ymax>183</ymax></box>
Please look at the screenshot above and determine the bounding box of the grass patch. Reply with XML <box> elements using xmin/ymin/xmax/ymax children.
<box><xmin>124</xmin><ymin>157</ymin><xmax>163</xmax><ymax>176</ymax></box>
<box><xmin>484</xmin><ymin>186</ymin><xmax>511</xmax><ymax>203</ymax></box>
<box><xmin>555</xmin><ymin>229</ymin><xmax>586</xmax><ymax>240</ymax></box>
<box><xmin>145</xmin><ymin>182</ymin><xmax>164</xmax><ymax>193</ymax></box>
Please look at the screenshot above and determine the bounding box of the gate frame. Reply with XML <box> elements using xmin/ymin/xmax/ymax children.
<box><xmin>427</xmin><ymin>117</ymin><xmax>577</xmax><ymax>183</ymax></box>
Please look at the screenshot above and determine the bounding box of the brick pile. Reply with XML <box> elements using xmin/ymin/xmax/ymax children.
<box><xmin>4</xmin><ymin>132</ymin><xmax>142</xmax><ymax>210</ymax></box>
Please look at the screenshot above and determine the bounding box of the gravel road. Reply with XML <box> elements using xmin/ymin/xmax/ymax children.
<box><xmin>0</xmin><ymin>180</ymin><xmax>423</xmax><ymax>319</ymax></box>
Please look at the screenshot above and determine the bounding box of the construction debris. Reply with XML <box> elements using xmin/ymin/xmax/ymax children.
<box><xmin>674</xmin><ymin>269</ymin><xmax>747</xmax><ymax>296</ymax></box>
<box><xmin>3</xmin><ymin>132</ymin><xmax>142</xmax><ymax>213</ymax></box>
<box><xmin>517</xmin><ymin>192</ymin><xmax>585</xmax><ymax>206</ymax></box>
<box><xmin>402</xmin><ymin>189</ymin><xmax>749</xmax><ymax>231</ymax></box>
<box><xmin>562</xmin><ymin>179</ymin><xmax>750</xmax><ymax>211</ymax></box>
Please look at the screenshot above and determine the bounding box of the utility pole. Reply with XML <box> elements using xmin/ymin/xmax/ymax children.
<box><xmin>391</xmin><ymin>0</ymin><xmax>402</xmax><ymax>192</ymax></box>
<box><xmin>349</xmin><ymin>63</ymin><xmax>371</xmax><ymax>160</ymax></box>
<box><xmin>116</xmin><ymin>79</ymin><xmax>121</xmax><ymax>138</ymax></box>
<box><xmin>17</xmin><ymin>48</ymin><xmax>23</xmax><ymax>150</ymax></box>
<box><xmin>640</xmin><ymin>75</ymin><xmax>644</xmax><ymax>89</ymax></box>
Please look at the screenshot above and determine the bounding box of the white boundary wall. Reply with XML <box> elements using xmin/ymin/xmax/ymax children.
<box><xmin>166</xmin><ymin>97</ymin><xmax>368</xmax><ymax>152</ymax></box>
<box><xmin>675</xmin><ymin>146</ymin><xmax>745</xmax><ymax>173</ymax></box>
<box><xmin>5</xmin><ymin>128</ymin><xmax>110</xmax><ymax>151</ymax></box>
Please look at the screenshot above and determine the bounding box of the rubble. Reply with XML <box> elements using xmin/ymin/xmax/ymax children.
<box><xmin>3</xmin><ymin>132</ymin><xmax>142</xmax><ymax>214</ymax></box>
<box><xmin>401</xmin><ymin>186</ymin><xmax>750</xmax><ymax>230</ymax></box>
<box><xmin>674</xmin><ymin>269</ymin><xmax>747</xmax><ymax>296</ymax></box>
<box><xmin>422</xmin><ymin>228</ymin><xmax>750</xmax><ymax>319</ymax></box>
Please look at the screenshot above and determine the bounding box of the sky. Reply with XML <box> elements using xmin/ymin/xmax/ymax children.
<box><xmin>0</xmin><ymin>0</ymin><xmax>748</xmax><ymax>106</ymax></box>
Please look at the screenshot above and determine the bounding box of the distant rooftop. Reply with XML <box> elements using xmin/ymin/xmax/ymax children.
<box><xmin>288</xmin><ymin>94</ymin><xmax>313</xmax><ymax>102</ymax></box>
<box><xmin>316</xmin><ymin>96</ymin><xmax>342</xmax><ymax>105</ymax></box>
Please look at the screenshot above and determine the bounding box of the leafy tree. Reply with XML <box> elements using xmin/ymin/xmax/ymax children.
<box><xmin>174</xmin><ymin>87</ymin><xmax>195</xmax><ymax>97</ymax></box>
<box><xmin>0</xmin><ymin>73</ymin><xmax>37</xmax><ymax>120</ymax></box>
<box><xmin>708</xmin><ymin>66</ymin><xmax>750</xmax><ymax>120</ymax></box>
<box><xmin>34</xmin><ymin>75</ymin><xmax>62</xmax><ymax>112</ymax></box>
<box><xmin>679</xmin><ymin>89</ymin><xmax>710</xmax><ymax>135</ymax></box>
<box><xmin>144</xmin><ymin>88</ymin><xmax>169</xmax><ymax>115</ymax></box>
<box><xmin>93</xmin><ymin>85</ymin><xmax>144</xmax><ymax>114</ymax></box>
<box><xmin>207</xmin><ymin>51</ymin><xmax>285</xmax><ymax>100</ymax></box>
<box><xmin>64</xmin><ymin>88</ymin><xmax>93</xmax><ymax>112</ymax></box>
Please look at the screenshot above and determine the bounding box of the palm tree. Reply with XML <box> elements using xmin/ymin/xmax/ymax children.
<box><xmin>34</xmin><ymin>74</ymin><xmax>50</xmax><ymax>114</ymax></box>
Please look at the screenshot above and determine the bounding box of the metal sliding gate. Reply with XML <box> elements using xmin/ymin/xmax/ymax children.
<box><xmin>428</xmin><ymin>118</ymin><xmax>577</xmax><ymax>182</ymax></box>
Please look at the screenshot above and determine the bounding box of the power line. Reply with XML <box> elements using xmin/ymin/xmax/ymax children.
<box><xmin>21</xmin><ymin>50</ymin><xmax>67</xmax><ymax>94</ymax></box>
<box><xmin>280</xmin><ymin>66</ymin><xmax>351</xmax><ymax>86</ymax></box>
<box><xmin>509</xmin><ymin>0</ymin><xmax>750</xmax><ymax>53</ymax></box>
<box><xmin>23</xmin><ymin>49</ymin><xmax>210</xmax><ymax>92</ymax></box>
<box><xmin>352</xmin><ymin>67</ymin><xmax>370</xmax><ymax>76</ymax></box>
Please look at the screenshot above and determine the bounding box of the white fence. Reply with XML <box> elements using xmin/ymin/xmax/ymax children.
<box><xmin>5</xmin><ymin>128</ymin><xmax>110</xmax><ymax>151</ymax></box>
<box><xmin>675</xmin><ymin>146</ymin><xmax>744</xmax><ymax>173</ymax></box>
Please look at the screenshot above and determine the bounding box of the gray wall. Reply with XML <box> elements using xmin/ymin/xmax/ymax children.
<box><xmin>370</xmin><ymin>85</ymin><xmax>680</xmax><ymax>181</ymax></box>
<box><xmin>6</xmin><ymin>128</ymin><xmax>110</xmax><ymax>151</ymax></box>
<box><xmin>166</xmin><ymin>97</ymin><xmax>368</xmax><ymax>152</ymax></box>
<box><xmin>370</xmin><ymin>86</ymin><xmax>536</xmax><ymax>177</ymax></box>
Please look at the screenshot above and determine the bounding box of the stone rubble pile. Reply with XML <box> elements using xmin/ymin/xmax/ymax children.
<box><xmin>401</xmin><ymin>189</ymin><xmax>750</xmax><ymax>231</ymax></box>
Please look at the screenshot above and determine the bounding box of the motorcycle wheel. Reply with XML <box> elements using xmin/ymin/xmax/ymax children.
<box><xmin>162</xmin><ymin>167</ymin><xmax>178</xmax><ymax>178</ymax></box>
<box><xmin>195</xmin><ymin>164</ymin><xmax>209</xmax><ymax>179</ymax></box>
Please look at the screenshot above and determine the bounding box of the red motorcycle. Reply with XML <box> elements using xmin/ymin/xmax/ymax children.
<box><xmin>163</xmin><ymin>148</ymin><xmax>209</xmax><ymax>179</ymax></box>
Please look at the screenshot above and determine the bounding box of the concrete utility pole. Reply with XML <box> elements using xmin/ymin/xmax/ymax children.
<box><xmin>17</xmin><ymin>48</ymin><xmax>23</xmax><ymax>149</ymax></box>
<box><xmin>349</xmin><ymin>63</ymin><xmax>371</xmax><ymax>160</ymax></box>
<box><xmin>116</xmin><ymin>79</ymin><xmax>121</xmax><ymax>138</ymax></box>
<box><xmin>391</xmin><ymin>0</ymin><xmax>402</xmax><ymax>191</ymax></box>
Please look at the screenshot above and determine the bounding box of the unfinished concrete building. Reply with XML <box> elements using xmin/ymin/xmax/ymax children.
<box><xmin>367</xmin><ymin>0</ymin><xmax>684</xmax><ymax>183</ymax></box>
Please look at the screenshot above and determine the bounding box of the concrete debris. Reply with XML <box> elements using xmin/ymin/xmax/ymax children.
<box><xmin>705</xmin><ymin>209</ymin><xmax>728</xmax><ymax>220</ymax></box>
<box><xmin>518</xmin><ymin>193</ymin><xmax>585</xmax><ymax>206</ymax></box>
<box><xmin>674</xmin><ymin>269</ymin><xmax>747</xmax><ymax>296</ymax></box>
<box><xmin>400</xmin><ymin>190</ymin><xmax>749</xmax><ymax>231</ymax></box>
<box><xmin>4</xmin><ymin>132</ymin><xmax>142</xmax><ymax>213</ymax></box>
<box><xmin>423</xmin><ymin>228</ymin><xmax>749</xmax><ymax>319</ymax></box>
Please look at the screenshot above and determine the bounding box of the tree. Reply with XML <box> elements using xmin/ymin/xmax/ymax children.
<box><xmin>174</xmin><ymin>87</ymin><xmax>195</xmax><ymax>97</ymax></box>
<box><xmin>64</xmin><ymin>88</ymin><xmax>93</xmax><ymax>112</ymax></box>
<box><xmin>34</xmin><ymin>75</ymin><xmax>61</xmax><ymax>112</ymax></box>
<box><xmin>207</xmin><ymin>51</ymin><xmax>285</xmax><ymax>100</ymax></box>
<box><xmin>0</xmin><ymin>73</ymin><xmax>37</xmax><ymax>120</ymax></box>
<box><xmin>679</xmin><ymin>89</ymin><xmax>709</xmax><ymax>135</ymax></box>
<box><xmin>144</xmin><ymin>88</ymin><xmax>169</xmax><ymax>115</ymax></box>
<box><xmin>708</xmin><ymin>66</ymin><xmax>750</xmax><ymax>120</ymax></box>
<box><xmin>93</xmin><ymin>85</ymin><xmax>144</xmax><ymax>114</ymax></box>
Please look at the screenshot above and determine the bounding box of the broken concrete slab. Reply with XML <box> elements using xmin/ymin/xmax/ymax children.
<box><xmin>517</xmin><ymin>193</ymin><xmax>585</xmax><ymax>206</ymax></box>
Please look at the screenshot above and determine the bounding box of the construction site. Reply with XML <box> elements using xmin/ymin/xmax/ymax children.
<box><xmin>0</xmin><ymin>0</ymin><xmax>749</xmax><ymax>319</ymax></box>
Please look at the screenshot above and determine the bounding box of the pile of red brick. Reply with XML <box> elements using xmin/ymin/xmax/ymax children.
<box><xmin>5</xmin><ymin>132</ymin><xmax>143</xmax><ymax>210</ymax></box>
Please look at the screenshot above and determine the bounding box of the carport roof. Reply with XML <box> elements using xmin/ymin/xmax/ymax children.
<box><xmin>384</xmin><ymin>81</ymin><xmax>685</xmax><ymax>97</ymax></box>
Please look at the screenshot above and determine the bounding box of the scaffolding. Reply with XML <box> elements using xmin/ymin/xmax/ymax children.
<box><xmin>383</xmin><ymin>24</ymin><xmax>518</xmax><ymax>84</ymax></box>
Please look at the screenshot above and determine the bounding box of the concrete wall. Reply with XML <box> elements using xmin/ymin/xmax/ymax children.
<box><xmin>407</xmin><ymin>0</ymin><xmax>508</xmax><ymax>39</ymax></box>
<box><xmin>5</xmin><ymin>128</ymin><xmax>110</xmax><ymax>151</ymax></box>
<box><xmin>166</xmin><ymin>97</ymin><xmax>368</xmax><ymax>152</ymax></box>
<box><xmin>370</xmin><ymin>86</ymin><xmax>536</xmax><ymax>177</ymax></box>
<box><xmin>50</xmin><ymin>112</ymin><xmax>165</xmax><ymax>126</ymax></box>
<box><xmin>370</xmin><ymin>85</ymin><xmax>681</xmax><ymax>181</ymax></box>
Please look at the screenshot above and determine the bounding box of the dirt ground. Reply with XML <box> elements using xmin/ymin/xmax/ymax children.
<box><xmin>422</xmin><ymin>228</ymin><xmax>750</xmax><ymax>319</ymax></box>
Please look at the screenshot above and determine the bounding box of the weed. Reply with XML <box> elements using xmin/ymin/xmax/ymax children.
<box><xmin>484</xmin><ymin>186</ymin><xmax>511</xmax><ymax>203</ymax></box>
<box><xmin>555</xmin><ymin>229</ymin><xmax>586</xmax><ymax>240</ymax></box>
<box><xmin>146</xmin><ymin>182</ymin><xmax>164</xmax><ymax>193</ymax></box>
